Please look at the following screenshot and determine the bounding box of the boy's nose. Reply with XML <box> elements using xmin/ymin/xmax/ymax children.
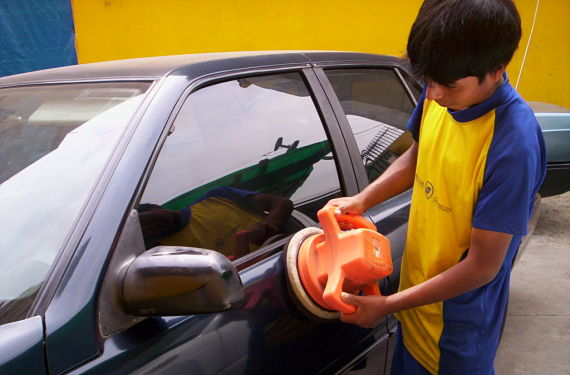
<box><xmin>426</xmin><ymin>83</ymin><xmax>445</xmax><ymax>101</ymax></box>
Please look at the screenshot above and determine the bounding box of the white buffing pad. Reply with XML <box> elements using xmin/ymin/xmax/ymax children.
<box><xmin>284</xmin><ymin>227</ymin><xmax>339</xmax><ymax>321</ymax></box>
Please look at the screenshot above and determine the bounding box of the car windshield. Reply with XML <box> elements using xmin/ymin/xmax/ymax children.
<box><xmin>0</xmin><ymin>81</ymin><xmax>151</xmax><ymax>324</ymax></box>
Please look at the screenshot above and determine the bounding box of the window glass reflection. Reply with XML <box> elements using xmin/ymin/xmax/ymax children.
<box><xmin>325</xmin><ymin>69</ymin><xmax>415</xmax><ymax>182</ymax></box>
<box><xmin>140</xmin><ymin>72</ymin><xmax>341</xmax><ymax>260</ymax></box>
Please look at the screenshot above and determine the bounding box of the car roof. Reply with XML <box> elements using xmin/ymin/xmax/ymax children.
<box><xmin>0</xmin><ymin>51</ymin><xmax>404</xmax><ymax>87</ymax></box>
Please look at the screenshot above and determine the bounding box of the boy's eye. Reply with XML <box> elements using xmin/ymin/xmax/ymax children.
<box><xmin>426</xmin><ymin>79</ymin><xmax>456</xmax><ymax>90</ymax></box>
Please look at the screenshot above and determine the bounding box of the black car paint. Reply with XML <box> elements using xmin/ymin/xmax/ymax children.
<box><xmin>0</xmin><ymin>316</ymin><xmax>47</xmax><ymax>375</ymax></box>
<box><xmin>0</xmin><ymin>52</ymin><xmax>416</xmax><ymax>374</ymax></box>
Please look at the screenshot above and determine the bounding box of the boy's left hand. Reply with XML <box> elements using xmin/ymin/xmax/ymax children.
<box><xmin>339</xmin><ymin>292</ymin><xmax>389</xmax><ymax>328</ymax></box>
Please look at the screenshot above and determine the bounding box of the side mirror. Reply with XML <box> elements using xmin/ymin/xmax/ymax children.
<box><xmin>122</xmin><ymin>246</ymin><xmax>245</xmax><ymax>316</ymax></box>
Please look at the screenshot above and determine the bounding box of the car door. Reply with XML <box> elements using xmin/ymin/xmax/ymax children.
<box><xmin>314</xmin><ymin>65</ymin><xmax>421</xmax><ymax>372</ymax></box>
<box><xmin>73</xmin><ymin>67</ymin><xmax>392</xmax><ymax>375</ymax></box>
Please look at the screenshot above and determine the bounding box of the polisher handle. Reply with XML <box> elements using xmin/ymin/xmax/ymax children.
<box><xmin>361</xmin><ymin>282</ymin><xmax>381</xmax><ymax>296</ymax></box>
<box><xmin>322</xmin><ymin>268</ymin><xmax>356</xmax><ymax>313</ymax></box>
<box><xmin>323</xmin><ymin>271</ymin><xmax>383</xmax><ymax>314</ymax></box>
<box><xmin>318</xmin><ymin>205</ymin><xmax>376</xmax><ymax>233</ymax></box>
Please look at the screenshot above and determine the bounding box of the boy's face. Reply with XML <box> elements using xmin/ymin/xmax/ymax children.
<box><xmin>426</xmin><ymin>70</ymin><xmax>505</xmax><ymax>111</ymax></box>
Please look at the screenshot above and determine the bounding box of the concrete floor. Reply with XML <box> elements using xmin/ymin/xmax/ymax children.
<box><xmin>495</xmin><ymin>191</ymin><xmax>570</xmax><ymax>374</ymax></box>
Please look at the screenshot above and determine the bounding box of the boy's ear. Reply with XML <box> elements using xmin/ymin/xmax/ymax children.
<box><xmin>491</xmin><ymin>66</ymin><xmax>507</xmax><ymax>82</ymax></box>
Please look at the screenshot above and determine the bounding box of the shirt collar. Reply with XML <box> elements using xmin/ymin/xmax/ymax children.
<box><xmin>448</xmin><ymin>73</ymin><xmax>515</xmax><ymax>123</ymax></box>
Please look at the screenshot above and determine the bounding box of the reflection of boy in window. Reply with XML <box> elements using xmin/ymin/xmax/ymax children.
<box><xmin>138</xmin><ymin>187</ymin><xmax>293</xmax><ymax>260</ymax></box>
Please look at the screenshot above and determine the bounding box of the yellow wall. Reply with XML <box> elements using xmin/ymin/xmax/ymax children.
<box><xmin>72</xmin><ymin>0</ymin><xmax>569</xmax><ymax>107</ymax></box>
<box><xmin>508</xmin><ymin>0</ymin><xmax>570</xmax><ymax>108</ymax></box>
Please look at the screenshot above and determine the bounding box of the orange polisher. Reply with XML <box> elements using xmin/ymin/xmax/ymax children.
<box><xmin>284</xmin><ymin>205</ymin><xmax>393</xmax><ymax>321</ymax></box>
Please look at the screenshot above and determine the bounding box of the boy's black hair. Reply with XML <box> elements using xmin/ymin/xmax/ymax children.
<box><xmin>407</xmin><ymin>0</ymin><xmax>522</xmax><ymax>85</ymax></box>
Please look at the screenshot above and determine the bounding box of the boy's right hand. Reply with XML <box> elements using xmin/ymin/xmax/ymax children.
<box><xmin>326</xmin><ymin>196</ymin><xmax>367</xmax><ymax>216</ymax></box>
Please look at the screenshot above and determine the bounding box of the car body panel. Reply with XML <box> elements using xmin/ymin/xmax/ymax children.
<box><xmin>0</xmin><ymin>316</ymin><xmax>46</xmax><ymax>375</ymax></box>
<box><xmin>532</xmin><ymin>108</ymin><xmax>570</xmax><ymax>197</ymax></box>
<box><xmin>528</xmin><ymin>102</ymin><xmax>570</xmax><ymax>197</ymax></box>
<box><xmin>68</xmin><ymin>250</ymin><xmax>391</xmax><ymax>375</ymax></box>
<box><xmin>535</xmin><ymin>112</ymin><xmax>570</xmax><ymax>163</ymax></box>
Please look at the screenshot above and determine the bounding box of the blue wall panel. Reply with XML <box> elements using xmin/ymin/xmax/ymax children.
<box><xmin>0</xmin><ymin>0</ymin><xmax>77</xmax><ymax>77</ymax></box>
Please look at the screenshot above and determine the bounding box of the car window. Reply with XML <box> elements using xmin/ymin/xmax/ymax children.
<box><xmin>324</xmin><ymin>68</ymin><xmax>415</xmax><ymax>182</ymax></box>
<box><xmin>0</xmin><ymin>82</ymin><xmax>150</xmax><ymax>325</ymax></box>
<box><xmin>140</xmin><ymin>72</ymin><xmax>342</xmax><ymax>261</ymax></box>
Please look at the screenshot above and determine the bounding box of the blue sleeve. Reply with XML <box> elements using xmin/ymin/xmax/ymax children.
<box><xmin>472</xmin><ymin>105</ymin><xmax>546</xmax><ymax>235</ymax></box>
<box><xmin>193</xmin><ymin>186</ymin><xmax>258</xmax><ymax>205</ymax></box>
<box><xmin>406</xmin><ymin>87</ymin><xmax>426</xmax><ymax>142</ymax></box>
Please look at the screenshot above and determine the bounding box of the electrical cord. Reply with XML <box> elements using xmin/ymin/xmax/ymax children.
<box><xmin>515</xmin><ymin>0</ymin><xmax>541</xmax><ymax>90</ymax></box>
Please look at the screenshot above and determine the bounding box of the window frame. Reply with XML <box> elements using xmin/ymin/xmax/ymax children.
<box><xmin>396</xmin><ymin>66</ymin><xmax>422</xmax><ymax>104</ymax></box>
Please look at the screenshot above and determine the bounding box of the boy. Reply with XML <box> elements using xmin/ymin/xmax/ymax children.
<box><xmin>328</xmin><ymin>0</ymin><xmax>546</xmax><ymax>374</ymax></box>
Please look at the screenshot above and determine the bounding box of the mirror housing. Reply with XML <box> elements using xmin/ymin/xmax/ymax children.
<box><xmin>122</xmin><ymin>246</ymin><xmax>245</xmax><ymax>316</ymax></box>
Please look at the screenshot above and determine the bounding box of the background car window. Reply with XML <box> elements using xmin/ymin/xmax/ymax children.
<box><xmin>0</xmin><ymin>82</ymin><xmax>150</xmax><ymax>325</ymax></box>
<box><xmin>140</xmin><ymin>72</ymin><xmax>341</xmax><ymax>260</ymax></box>
<box><xmin>325</xmin><ymin>68</ymin><xmax>415</xmax><ymax>182</ymax></box>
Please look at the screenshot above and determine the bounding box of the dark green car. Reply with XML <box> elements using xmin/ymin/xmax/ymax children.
<box><xmin>0</xmin><ymin>52</ymin><xmax>422</xmax><ymax>375</ymax></box>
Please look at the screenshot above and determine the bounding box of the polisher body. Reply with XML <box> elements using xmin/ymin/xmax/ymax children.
<box><xmin>296</xmin><ymin>206</ymin><xmax>392</xmax><ymax>314</ymax></box>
